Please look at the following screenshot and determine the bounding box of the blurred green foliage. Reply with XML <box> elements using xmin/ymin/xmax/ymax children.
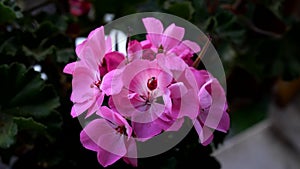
<box><xmin>0</xmin><ymin>0</ymin><xmax>299</xmax><ymax>168</ymax></box>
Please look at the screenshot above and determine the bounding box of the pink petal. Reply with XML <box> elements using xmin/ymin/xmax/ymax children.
<box><xmin>71</xmin><ymin>66</ymin><xmax>95</xmax><ymax>103</ymax></box>
<box><xmin>86</xmin><ymin>26</ymin><xmax>106</xmax><ymax>58</ymax></box>
<box><xmin>140</xmin><ymin>39</ymin><xmax>152</xmax><ymax>49</ymax></box>
<box><xmin>156</xmin><ymin>53</ymin><xmax>188</xmax><ymax>79</ymax></box>
<box><xmin>216</xmin><ymin>111</ymin><xmax>230</xmax><ymax>132</ymax></box>
<box><xmin>123</xmin><ymin>138</ymin><xmax>137</xmax><ymax>167</ymax></box>
<box><xmin>103</xmin><ymin>51</ymin><xmax>125</xmax><ymax>72</ymax></box>
<box><xmin>97</xmin><ymin>147</ymin><xmax>122</xmax><ymax>167</ymax></box>
<box><xmin>157</xmin><ymin>69</ymin><xmax>173</xmax><ymax>91</ymax></box>
<box><xmin>190</xmin><ymin>68</ymin><xmax>211</xmax><ymax>90</ymax></box>
<box><xmin>75</xmin><ymin>40</ymin><xmax>87</xmax><ymax>59</ymax></box>
<box><xmin>71</xmin><ymin>100</ymin><xmax>94</xmax><ymax>117</ymax></box>
<box><xmin>114</xmin><ymin>89</ymin><xmax>165</xmax><ymax>123</ymax></box>
<box><xmin>76</xmin><ymin>27</ymin><xmax>108</xmax><ymax>71</ymax></box>
<box><xmin>199</xmin><ymin>79</ymin><xmax>228</xmax><ymax>131</ymax></box>
<box><xmin>83</xmin><ymin>119</ymin><xmax>127</xmax><ymax>157</ymax></box>
<box><xmin>127</xmin><ymin>40</ymin><xmax>142</xmax><ymax>61</ymax></box>
<box><xmin>100</xmin><ymin>68</ymin><xmax>123</xmax><ymax>96</ymax></box>
<box><xmin>168</xmin><ymin>82</ymin><xmax>188</xmax><ymax>99</ymax></box>
<box><xmin>63</xmin><ymin>62</ymin><xmax>77</xmax><ymax>74</ymax></box>
<box><xmin>182</xmin><ymin>40</ymin><xmax>201</xmax><ymax>53</ymax></box>
<box><xmin>109</xmin><ymin>89</ymin><xmax>139</xmax><ymax>117</ymax></box>
<box><xmin>132</xmin><ymin>120</ymin><xmax>162</xmax><ymax>141</ymax></box>
<box><xmin>80</xmin><ymin>130</ymin><xmax>98</xmax><ymax>152</ymax></box>
<box><xmin>172</xmin><ymin>90</ymin><xmax>199</xmax><ymax>119</ymax></box>
<box><xmin>96</xmin><ymin>106</ymin><xmax>133</xmax><ymax>137</ymax></box>
<box><xmin>199</xmin><ymin>86</ymin><xmax>213</xmax><ymax>109</ymax></box>
<box><xmin>80</xmin><ymin>45</ymin><xmax>100</xmax><ymax>72</ymax></box>
<box><xmin>142</xmin><ymin>17</ymin><xmax>163</xmax><ymax>48</ymax></box>
<box><xmin>194</xmin><ymin>120</ymin><xmax>214</xmax><ymax>146</ymax></box>
<box><xmin>86</xmin><ymin>93</ymin><xmax>104</xmax><ymax>118</ymax></box>
<box><xmin>162</xmin><ymin>23</ymin><xmax>184</xmax><ymax>51</ymax></box>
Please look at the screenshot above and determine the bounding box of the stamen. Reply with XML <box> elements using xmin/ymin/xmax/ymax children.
<box><xmin>115</xmin><ymin>126</ymin><xmax>126</xmax><ymax>135</ymax></box>
<box><xmin>158</xmin><ymin>45</ymin><xmax>164</xmax><ymax>53</ymax></box>
<box><xmin>94</xmin><ymin>80</ymin><xmax>101</xmax><ymax>88</ymax></box>
<box><xmin>90</xmin><ymin>80</ymin><xmax>101</xmax><ymax>88</ymax></box>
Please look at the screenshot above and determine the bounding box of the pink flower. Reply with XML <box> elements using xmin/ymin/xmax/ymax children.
<box><xmin>63</xmin><ymin>27</ymin><xmax>125</xmax><ymax>117</ymax></box>
<box><xmin>64</xmin><ymin>61</ymin><xmax>104</xmax><ymax>118</ymax></box>
<box><xmin>80</xmin><ymin>106</ymin><xmax>137</xmax><ymax>167</ymax></box>
<box><xmin>191</xmin><ymin>69</ymin><xmax>230</xmax><ymax>145</ymax></box>
<box><xmin>142</xmin><ymin>17</ymin><xmax>201</xmax><ymax>65</ymax></box>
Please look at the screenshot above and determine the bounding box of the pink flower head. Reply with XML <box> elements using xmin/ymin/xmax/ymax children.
<box><xmin>80</xmin><ymin>106</ymin><xmax>137</xmax><ymax>167</ymax></box>
<box><xmin>63</xmin><ymin>26</ymin><xmax>125</xmax><ymax>117</ymax></box>
<box><xmin>64</xmin><ymin>16</ymin><xmax>230</xmax><ymax>167</ymax></box>
<box><xmin>192</xmin><ymin>69</ymin><xmax>230</xmax><ymax>145</ymax></box>
<box><xmin>142</xmin><ymin>17</ymin><xmax>200</xmax><ymax>65</ymax></box>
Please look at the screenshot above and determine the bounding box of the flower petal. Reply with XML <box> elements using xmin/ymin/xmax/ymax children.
<box><xmin>199</xmin><ymin>79</ymin><xmax>228</xmax><ymax>131</ymax></box>
<box><xmin>182</xmin><ymin>40</ymin><xmax>201</xmax><ymax>53</ymax></box>
<box><xmin>190</xmin><ymin>68</ymin><xmax>211</xmax><ymax>90</ymax></box>
<box><xmin>71</xmin><ymin>66</ymin><xmax>96</xmax><ymax>103</ymax></box>
<box><xmin>123</xmin><ymin>138</ymin><xmax>137</xmax><ymax>167</ymax></box>
<box><xmin>168</xmin><ymin>82</ymin><xmax>188</xmax><ymax>99</ymax></box>
<box><xmin>82</xmin><ymin>119</ymin><xmax>127</xmax><ymax>157</ymax></box>
<box><xmin>142</xmin><ymin>17</ymin><xmax>164</xmax><ymax>48</ymax></box>
<box><xmin>216</xmin><ymin>111</ymin><xmax>230</xmax><ymax>132</ymax></box>
<box><xmin>80</xmin><ymin>129</ymin><xmax>98</xmax><ymax>152</ymax></box>
<box><xmin>132</xmin><ymin>120</ymin><xmax>162</xmax><ymax>141</ymax></box>
<box><xmin>97</xmin><ymin>147</ymin><xmax>122</xmax><ymax>167</ymax></box>
<box><xmin>194</xmin><ymin>119</ymin><xmax>214</xmax><ymax>146</ymax></box>
<box><xmin>63</xmin><ymin>62</ymin><xmax>77</xmax><ymax>74</ymax></box>
<box><xmin>162</xmin><ymin>23</ymin><xmax>184</xmax><ymax>51</ymax></box>
<box><xmin>127</xmin><ymin>40</ymin><xmax>142</xmax><ymax>62</ymax></box>
<box><xmin>97</xmin><ymin>106</ymin><xmax>133</xmax><ymax>137</ymax></box>
<box><xmin>86</xmin><ymin>92</ymin><xmax>104</xmax><ymax>118</ymax></box>
<box><xmin>100</xmin><ymin>68</ymin><xmax>124</xmax><ymax>96</ymax></box>
<box><xmin>103</xmin><ymin>51</ymin><xmax>125</xmax><ymax>72</ymax></box>
<box><xmin>71</xmin><ymin>100</ymin><xmax>94</xmax><ymax>117</ymax></box>
<box><xmin>156</xmin><ymin>53</ymin><xmax>187</xmax><ymax>80</ymax></box>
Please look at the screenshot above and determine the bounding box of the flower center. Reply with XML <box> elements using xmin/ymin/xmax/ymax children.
<box><xmin>90</xmin><ymin>80</ymin><xmax>101</xmax><ymax>88</ymax></box>
<box><xmin>147</xmin><ymin>77</ymin><xmax>158</xmax><ymax>91</ymax></box>
<box><xmin>115</xmin><ymin>126</ymin><xmax>126</xmax><ymax>135</ymax></box>
<box><xmin>158</xmin><ymin>45</ymin><xmax>164</xmax><ymax>53</ymax></box>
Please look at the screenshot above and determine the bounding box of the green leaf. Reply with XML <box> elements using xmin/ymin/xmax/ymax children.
<box><xmin>13</xmin><ymin>117</ymin><xmax>47</xmax><ymax>132</ymax></box>
<box><xmin>0</xmin><ymin>116</ymin><xmax>17</xmax><ymax>149</ymax></box>
<box><xmin>165</xmin><ymin>1</ymin><xmax>194</xmax><ymax>20</ymax></box>
<box><xmin>0</xmin><ymin>2</ymin><xmax>16</xmax><ymax>23</ymax></box>
<box><xmin>0</xmin><ymin>63</ymin><xmax>60</xmax><ymax>118</ymax></box>
<box><xmin>0</xmin><ymin>37</ymin><xmax>17</xmax><ymax>56</ymax></box>
<box><xmin>0</xmin><ymin>1</ymin><xmax>22</xmax><ymax>24</ymax></box>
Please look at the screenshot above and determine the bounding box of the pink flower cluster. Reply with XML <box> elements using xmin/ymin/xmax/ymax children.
<box><xmin>64</xmin><ymin>17</ymin><xmax>229</xmax><ymax>167</ymax></box>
